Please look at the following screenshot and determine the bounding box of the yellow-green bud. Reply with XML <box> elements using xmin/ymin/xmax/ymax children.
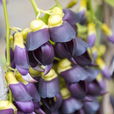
<box><xmin>29</xmin><ymin>67</ymin><xmax>41</xmax><ymax>76</ymax></box>
<box><xmin>60</xmin><ymin>88</ymin><xmax>71</xmax><ymax>99</ymax></box>
<box><xmin>41</xmin><ymin>69</ymin><xmax>57</xmax><ymax>81</ymax></box>
<box><xmin>22</xmin><ymin>28</ymin><xmax>31</xmax><ymax>41</ymax></box>
<box><xmin>48</xmin><ymin>15</ymin><xmax>63</xmax><ymax>27</ymax></box>
<box><xmin>5</xmin><ymin>72</ymin><xmax>18</xmax><ymax>85</ymax></box>
<box><xmin>51</xmin><ymin>7</ymin><xmax>64</xmax><ymax>17</ymax></box>
<box><xmin>30</xmin><ymin>19</ymin><xmax>48</xmax><ymax>32</ymax></box>
<box><xmin>0</xmin><ymin>100</ymin><xmax>17</xmax><ymax>112</ymax></box>
<box><xmin>57</xmin><ymin>59</ymin><xmax>72</xmax><ymax>73</ymax></box>
<box><xmin>15</xmin><ymin>72</ymin><xmax>28</xmax><ymax>85</ymax></box>
<box><xmin>14</xmin><ymin>32</ymin><xmax>24</xmax><ymax>48</ymax></box>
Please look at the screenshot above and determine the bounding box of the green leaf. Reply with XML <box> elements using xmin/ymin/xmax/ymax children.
<box><xmin>105</xmin><ymin>0</ymin><xmax>114</xmax><ymax>7</ymax></box>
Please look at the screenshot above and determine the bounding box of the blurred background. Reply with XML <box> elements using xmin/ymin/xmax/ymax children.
<box><xmin>0</xmin><ymin>0</ymin><xmax>114</xmax><ymax>114</ymax></box>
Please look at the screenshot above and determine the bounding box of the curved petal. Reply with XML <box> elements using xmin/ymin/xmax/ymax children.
<box><xmin>28</xmin><ymin>51</ymin><xmax>39</xmax><ymax>67</ymax></box>
<box><xmin>63</xmin><ymin>9</ymin><xmax>85</xmax><ymax>25</ymax></box>
<box><xmin>54</xmin><ymin>43</ymin><xmax>71</xmax><ymax>59</ymax></box>
<box><xmin>61</xmin><ymin>97</ymin><xmax>83</xmax><ymax>114</ymax></box>
<box><xmin>49</xmin><ymin>21</ymin><xmax>76</xmax><ymax>42</ymax></box>
<box><xmin>26</xmin><ymin>28</ymin><xmax>50</xmax><ymax>51</ymax></box>
<box><xmin>9</xmin><ymin>82</ymin><xmax>32</xmax><ymax>101</ymax></box>
<box><xmin>84</xmin><ymin>100</ymin><xmax>100</xmax><ymax>114</ymax></box>
<box><xmin>38</xmin><ymin>78</ymin><xmax>59</xmax><ymax>98</ymax></box>
<box><xmin>68</xmin><ymin>82</ymin><xmax>86</xmax><ymax>99</ymax></box>
<box><xmin>74</xmin><ymin>52</ymin><xmax>92</xmax><ymax>66</ymax></box>
<box><xmin>14</xmin><ymin>46</ymin><xmax>29</xmax><ymax>75</ymax></box>
<box><xmin>60</xmin><ymin>65</ymin><xmax>88</xmax><ymax>83</ymax></box>
<box><xmin>34</xmin><ymin>42</ymin><xmax>54</xmax><ymax>65</ymax></box>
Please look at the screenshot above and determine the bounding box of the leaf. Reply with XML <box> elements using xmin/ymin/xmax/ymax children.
<box><xmin>105</xmin><ymin>0</ymin><xmax>114</xmax><ymax>7</ymax></box>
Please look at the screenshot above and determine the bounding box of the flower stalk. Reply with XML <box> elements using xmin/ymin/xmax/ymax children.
<box><xmin>2</xmin><ymin>0</ymin><xmax>10</xmax><ymax>67</ymax></box>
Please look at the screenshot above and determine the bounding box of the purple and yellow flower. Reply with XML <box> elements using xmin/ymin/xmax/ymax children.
<box><xmin>38</xmin><ymin>69</ymin><xmax>59</xmax><ymax>98</ymax></box>
<box><xmin>14</xmin><ymin>32</ymin><xmax>29</xmax><ymax>75</ymax></box>
<box><xmin>48</xmin><ymin>14</ymin><xmax>76</xmax><ymax>42</ymax></box>
<box><xmin>96</xmin><ymin>57</ymin><xmax>111</xmax><ymax>78</ymax></box>
<box><xmin>26</xmin><ymin>19</ymin><xmax>50</xmax><ymax>51</ymax></box>
<box><xmin>101</xmin><ymin>24</ymin><xmax>114</xmax><ymax>43</ymax></box>
<box><xmin>60</xmin><ymin>88</ymin><xmax>83</xmax><ymax>114</ymax></box>
<box><xmin>5</xmin><ymin>72</ymin><xmax>35</xmax><ymax>113</ymax></box>
<box><xmin>87</xmin><ymin>23</ymin><xmax>96</xmax><ymax>47</ymax></box>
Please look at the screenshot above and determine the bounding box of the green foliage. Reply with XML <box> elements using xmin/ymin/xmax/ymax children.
<box><xmin>105</xmin><ymin>0</ymin><xmax>114</xmax><ymax>7</ymax></box>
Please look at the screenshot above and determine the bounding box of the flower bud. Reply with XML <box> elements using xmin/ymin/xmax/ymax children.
<box><xmin>57</xmin><ymin>59</ymin><xmax>72</xmax><ymax>73</ymax></box>
<box><xmin>5</xmin><ymin>72</ymin><xmax>18</xmax><ymax>85</ymax></box>
<box><xmin>87</xmin><ymin>23</ymin><xmax>96</xmax><ymax>47</ymax></box>
<box><xmin>51</xmin><ymin>7</ymin><xmax>64</xmax><ymax>16</ymax></box>
<box><xmin>30</xmin><ymin>19</ymin><xmax>48</xmax><ymax>32</ymax></box>
<box><xmin>101</xmin><ymin>24</ymin><xmax>114</xmax><ymax>43</ymax></box>
<box><xmin>48</xmin><ymin>15</ymin><xmax>63</xmax><ymax>27</ymax></box>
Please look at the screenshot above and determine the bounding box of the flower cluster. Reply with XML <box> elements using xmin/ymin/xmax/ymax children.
<box><xmin>1</xmin><ymin>0</ymin><xmax>114</xmax><ymax>114</ymax></box>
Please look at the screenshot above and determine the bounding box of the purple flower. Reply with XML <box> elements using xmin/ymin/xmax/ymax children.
<box><xmin>49</xmin><ymin>21</ymin><xmax>76</xmax><ymax>43</ymax></box>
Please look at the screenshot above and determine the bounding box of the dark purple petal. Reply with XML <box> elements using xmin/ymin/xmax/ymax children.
<box><xmin>14</xmin><ymin>46</ymin><xmax>29</xmax><ymax>75</ymax></box>
<box><xmin>60</xmin><ymin>65</ymin><xmax>88</xmax><ymax>83</ymax></box>
<box><xmin>42</xmin><ymin>94</ymin><xmax>62</xmax><ymax>112</ymax></box>
<box><xmin>15</xmin><ymin>101</ymin><xmax>34</xmax><ymax>113</ymax></box>
<box><xmin>87</xmin><ymin>34</ymin><xmax>96</xmax><ymax>47</ymax></box>
<box><xmin>63</xmin><ymin>9</ymin><xmax>84</xmax><ymax>26</ymax></box>
<box><xmin>0</xmin><ymin>109</ymin><xmax>14</xmax><ymax>114</ymax></box>
<box><xmin>84</xmin><ymin>100</ymin><xmax>100</xmax><ymax>114</ymax></box>
<box><xmin>65</xmin><ymin>38</ymin><xmax>89</xmax><ymax>57</ymax></box>
<box><xmin>86</xmin><ymin>80</ymin><xmax>106</xmax><ymax>96</ymax></box>
<box><xmin>28</xmin><ymin>51</ymin><xmax>38</xmax><ymax>67</ymax></box>
<box><xmin>33</xmin><ymin>42</ymin><xmax>54</xmax><ymax>65</ymax></box>
<box><xmin>26</xmin><ymin>83</ymin><xmax>40</xmax><ymax>102</ymax></box>
<box><xmin>68</xmin><ymin>81</ymin><xmax>86</xmax><ymax>99</ymax></box>
<box><xmin>61</xmin><ymin>97</ymin><xmax>83</xmax><ymax>114</ymax></box>
<box><xmin>54</xmin><ymin>43</ymin><xmax>71</xmax><ymax>59</ymax></box>
<box><xmin>49</xmin><ymin>21</ymin><xmax>76</xmax><ymax>42</ymax></box>
<box><xmin>9</xmin><ymin>82</ymin><xmax>32</xmax><ymax>101</ymax></box>
<box><xmin>38</xmin><ymin>78</ymin><xmax>59</xmax><ymax>98</ymax></box>
<box><xmin>26</xmin><ymin>28</ymin><xmax>50</xmax><ymax>51</ymax></box>
<box><xmin>74</xmin><ymin>52</ymin><xmax>92</xmax><ymax>66</ymax></box>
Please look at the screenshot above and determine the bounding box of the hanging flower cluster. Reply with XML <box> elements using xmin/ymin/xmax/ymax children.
<box><xmin>1</xmin><ymin>0</ymin><xmax>114</xmax><ymax>114</ymax></box>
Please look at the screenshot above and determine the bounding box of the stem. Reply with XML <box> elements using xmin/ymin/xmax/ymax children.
<box><xmin>2</xmin><ymin>0</ymin><xmax>12</xmax><ymax>102</ymax></box>
<box><xmin>54</xmin><ymin>0</ymin><xmax>62</xmax><ymax>8</ymax></box>
<box><xmin>2</xmin><ymin>0</ymin><xmax>10</xmax><ymax>67</ymax></box>
<box><xmin>29</xmin><ymin>0</ymin><xmax>39</xmax><ymax>15</ymax></box>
